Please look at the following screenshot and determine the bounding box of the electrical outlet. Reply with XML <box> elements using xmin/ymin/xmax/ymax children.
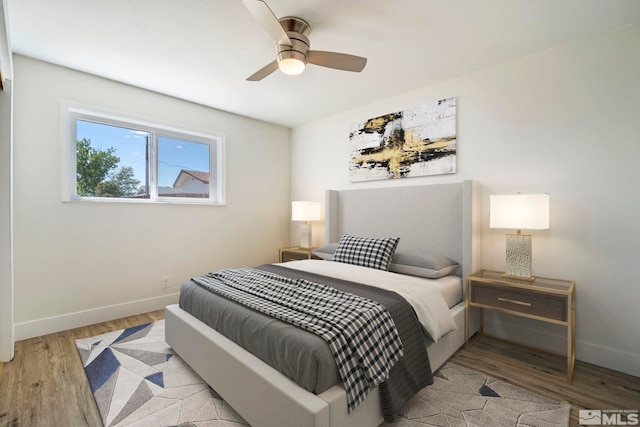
<box><xmin>161</xmin><ymin>276</ymin><xmax>170</xmax><ymax>289</ymax></box>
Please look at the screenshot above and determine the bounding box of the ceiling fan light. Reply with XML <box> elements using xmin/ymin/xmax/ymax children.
<box><xmin>278</xmin><ymin>57</ymin><xmax>306</xmax><ymax>75</ymax></box>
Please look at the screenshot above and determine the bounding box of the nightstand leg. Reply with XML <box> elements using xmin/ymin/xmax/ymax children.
<box><xmin>465</xmin><ymin>279</ymin><xmax>470</xmax><ymax>349</ymax></box>
<box><xmin>567</xmin><ymin>291</ymin><xmax>576</xmax><ymax>383</ymax></box>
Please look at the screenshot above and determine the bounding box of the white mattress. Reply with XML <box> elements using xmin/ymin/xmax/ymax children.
<box><xmin>428</xmin><ymin>274</ymin><xmax>463</xmax><ymax>309</ymax></box>
<box><xmin>277</xmin><ymin>259</ymin><xmax>459</xmax><ymax>342</ymax></box>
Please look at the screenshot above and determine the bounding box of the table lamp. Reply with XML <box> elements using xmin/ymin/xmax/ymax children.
<box><xmin>291</xmin><ymin>201</ymin><xmax>321</xmax><ymax>249</ymax></box>
<box><xmin>490</xmin><ymin>193</ymin><xmax>549</xmax><ymax>280</ymax></box>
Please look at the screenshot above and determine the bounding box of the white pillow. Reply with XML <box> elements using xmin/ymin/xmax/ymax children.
<box><xmin>313</xmin><ymin>243</ymin><xmax>339</xmax><ymax>260</ymax></box>
<box><xmin>388</xmin><ymin>252</ymin><xmax>459</xmax><ymax>278</ymax></box>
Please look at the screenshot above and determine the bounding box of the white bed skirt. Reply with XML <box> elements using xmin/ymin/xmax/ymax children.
<box><xmin>165</xmin><ymin>302</ymin><xmax>467</xmax><ymax>427</ymax></box>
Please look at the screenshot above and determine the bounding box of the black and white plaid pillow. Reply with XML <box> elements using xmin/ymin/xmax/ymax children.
<box><xmin>333</xmin><ymin>234</ymin><xmax>400</xmax><ymax>271</ymax></box>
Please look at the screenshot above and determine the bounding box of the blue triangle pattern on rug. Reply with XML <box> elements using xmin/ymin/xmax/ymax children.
<box><xmin>113</xmin><ymin>322</ymin><xmax>151</xmax><ymax>344</ymax></box>
<box><xmin>145</xmin><ymin>371</ymin><xmax>164</xmax><ymax>388</ymax></box>
<box><xmin>479</xmin><ymin>383</ymin><xmax>501</xmax><ymax>397</ymax></box>
<box><xmin>84</xmin><ymin>347</ymin><xmax>121</xmax><ymax>393</ymax></box>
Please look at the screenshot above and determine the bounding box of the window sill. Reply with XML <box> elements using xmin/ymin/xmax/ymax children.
<box><xmin>62</xmin><ymin>196</ymin><xmax>226</xmax><ymax>206</ymax></box>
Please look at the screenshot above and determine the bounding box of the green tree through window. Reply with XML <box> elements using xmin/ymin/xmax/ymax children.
<box><xmin>76</xmin><ymin>138</ymin><xmax>140</xmax><ymax>197</ymax></box>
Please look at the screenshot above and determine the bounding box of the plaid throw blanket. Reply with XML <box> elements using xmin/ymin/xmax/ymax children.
<box><xmin>193</xmin><ymin>267</ymin><xmax>404</xmax><ymax>412</ymax></box>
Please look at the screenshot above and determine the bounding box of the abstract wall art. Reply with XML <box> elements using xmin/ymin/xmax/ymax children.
<box><xmin>348</xmin><ymin>97</ymin><xmax>457</xmax><ymax>182</ymax></box>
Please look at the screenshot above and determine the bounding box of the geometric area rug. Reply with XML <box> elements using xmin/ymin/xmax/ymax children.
<box><xmin>75</xmin><ymin>320</ymin><xmax>249</xmax><ymax>427</ymax></box>
<box><xmin>76</xmin><ymin>320</ymin><xmax>570</xmax><ymax>427</ymax></box>
<box><xmin>386</xmin><ymin>363</ymin><xmax>570</xmax><ymax>427</ymax></box>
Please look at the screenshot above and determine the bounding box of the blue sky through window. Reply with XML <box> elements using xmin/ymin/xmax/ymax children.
<box><xmin>158</xmin><ymin>137</ymin><xmax>210</xmax><ymax>188</ymax></box>
<box><xmin>77</xmin><ymin>120</ymin><xmax>210</xmax><ymax>188</ymax></box>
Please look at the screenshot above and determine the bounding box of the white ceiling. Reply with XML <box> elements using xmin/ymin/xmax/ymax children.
<box><xmin>7</xmin><ymin>0</ymin><xmax>640</xmax><ymax>128</ymax></box>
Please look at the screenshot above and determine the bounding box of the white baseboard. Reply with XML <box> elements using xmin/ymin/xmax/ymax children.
<box><xmin>14</xmin><ymin>293</ymin><xmax>180</xmax><ymax>341</ymax></box>
<box><xmin>483</xmin><ymin>317</ymin><xmax>640</xmax><ymax>378</ymax></box>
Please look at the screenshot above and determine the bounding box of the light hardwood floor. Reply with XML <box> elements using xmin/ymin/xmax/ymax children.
<box><xmin>0</xmin><ymin>311</ymin><xmax>638</xmax><ymax>427</ymax></box>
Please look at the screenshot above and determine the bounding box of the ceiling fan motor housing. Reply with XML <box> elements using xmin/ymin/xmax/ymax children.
<box><xmin>276</xmin><ymin>17</ymin><xmax>311</xmax><ymax>66</ymax></box>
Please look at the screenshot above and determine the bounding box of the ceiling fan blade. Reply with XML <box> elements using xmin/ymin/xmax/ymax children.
<box><xmin>242</xmin><ymin>0</ymin><xmax>292</xmax><ymax>46</ymax></box>
<box><xmin>247</xmin><ymin>60</ymin><xmax>279</xmax><ymax>81</ymax></box>
<box><xmin>307</xmin><ymin>50</ymin><xmax>367</xmax><ymax>72</ymax></box>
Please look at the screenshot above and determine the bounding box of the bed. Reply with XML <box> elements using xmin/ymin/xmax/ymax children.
<box><xmin>165</xmin><ymin>180</ymin><xmax>478</xmax><ymax>427</ymax></box>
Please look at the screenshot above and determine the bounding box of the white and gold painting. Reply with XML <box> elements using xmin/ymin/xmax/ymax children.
<box><xmin>348</xmin><ymin>97</ymin><xmax>457</xmax><ymax>182</ymax></box>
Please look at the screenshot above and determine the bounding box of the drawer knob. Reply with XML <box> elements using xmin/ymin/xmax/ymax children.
<box><xmin>497</xmin><ymin>297</ymin><xmax>532</xmax><ymax>307</ymax></box>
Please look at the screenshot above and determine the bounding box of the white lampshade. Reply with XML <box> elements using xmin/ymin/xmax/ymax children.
<box><xmin>291</xmin><ymin>201</ymin><xmax>321</xmax><ymax>222</ymax></box>
<box><xmin>490</xmin><ymin>194</ymin><xmax>549</xmax><ymax>231</ymax></box>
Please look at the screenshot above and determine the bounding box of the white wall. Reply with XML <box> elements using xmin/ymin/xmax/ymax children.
<box><xmin>0</xmin><ymin>78</ymin><xmax>13</xmax><ymax>361</ymax></box>
<box><xmin>290</xmin><ymin>23</ymin><xmax>640</xmax><ymax>376</ymax></box>
<box><xmin>0</xmin><ymin>0</ymin><xmax>14</xmax><ymax>363</ymax></box>
<box><xmin>12</xmin><ymin>55</ymin><xmax>291</xmax><ymax>338</ymax></box>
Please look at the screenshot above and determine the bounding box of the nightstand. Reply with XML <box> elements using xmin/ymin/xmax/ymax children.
<box><xmin>465</xmin><ymin>269</ymin><xmax>576</xmax><ymax>383</ymax></box>
<box><xmin>279</xmin><ymin>246</ymin><xmax>321</xmax><ymax>263</ymax></box>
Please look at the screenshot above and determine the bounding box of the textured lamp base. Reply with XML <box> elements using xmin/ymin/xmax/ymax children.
<box><xmin>299</xmin><ymin>223</ymin><xmax>312</xmax><ymax>249</ymax></box>
<box><xmin>504</xmin><ymin>233</ymin><xmax>535</xmax><ymax>280</ymax></box>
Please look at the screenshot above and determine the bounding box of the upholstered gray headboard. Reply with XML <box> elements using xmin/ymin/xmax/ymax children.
<box><xmin>325</xmin><ymin>180</ymin><xmax>478</xmax><ymax>280</ymax></box>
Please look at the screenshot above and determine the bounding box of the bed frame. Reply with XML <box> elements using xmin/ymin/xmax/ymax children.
<box><xmin>166</xmin><ymin>180</ymin><xmax>478</xmax><ymax>427</ymax></box>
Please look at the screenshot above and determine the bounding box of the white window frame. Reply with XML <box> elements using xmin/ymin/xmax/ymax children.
<box><xmin>61</xmin><ymin>101</ymin><xmax>226</xmax><ymax>205</ymax></box>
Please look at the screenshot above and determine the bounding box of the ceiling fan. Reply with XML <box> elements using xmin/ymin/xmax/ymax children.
<box><xmin>242</xmin><ymin>0</ymin><xmax>368</xmax><ymax>81</ymax></box>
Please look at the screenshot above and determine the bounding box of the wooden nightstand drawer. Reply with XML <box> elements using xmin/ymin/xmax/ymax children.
<box><xmin>472</xmin><ymin>284</ymin><xmax>567</xmax><ymax>321</ymax></box>
<box><xmin>281</xmin><ymin>252</ymin><xmax>309</xmax><ymax>262</ymax></box>
<box><xmin>279</xmin><ymin>247</ymin><xmax>320</xmax><ymax>263</ymax></box>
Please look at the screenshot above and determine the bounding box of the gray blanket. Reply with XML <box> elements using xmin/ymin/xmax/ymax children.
<box><xmin>179</xmin><ymin>279</ymin><xmax>341</xmax><ymax>392</ymax></box>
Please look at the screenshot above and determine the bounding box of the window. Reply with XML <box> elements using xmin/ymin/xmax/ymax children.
<box><xmin>62</xmin><ymin>102</ymin><xmax>225</xmax><ymax>204</ymax></box>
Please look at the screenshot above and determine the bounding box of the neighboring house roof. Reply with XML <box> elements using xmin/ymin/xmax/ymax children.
<box><xmin>172</xmin><ymin>169</ymin><xmax>209</xmax><ymax>188</ymax></box>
